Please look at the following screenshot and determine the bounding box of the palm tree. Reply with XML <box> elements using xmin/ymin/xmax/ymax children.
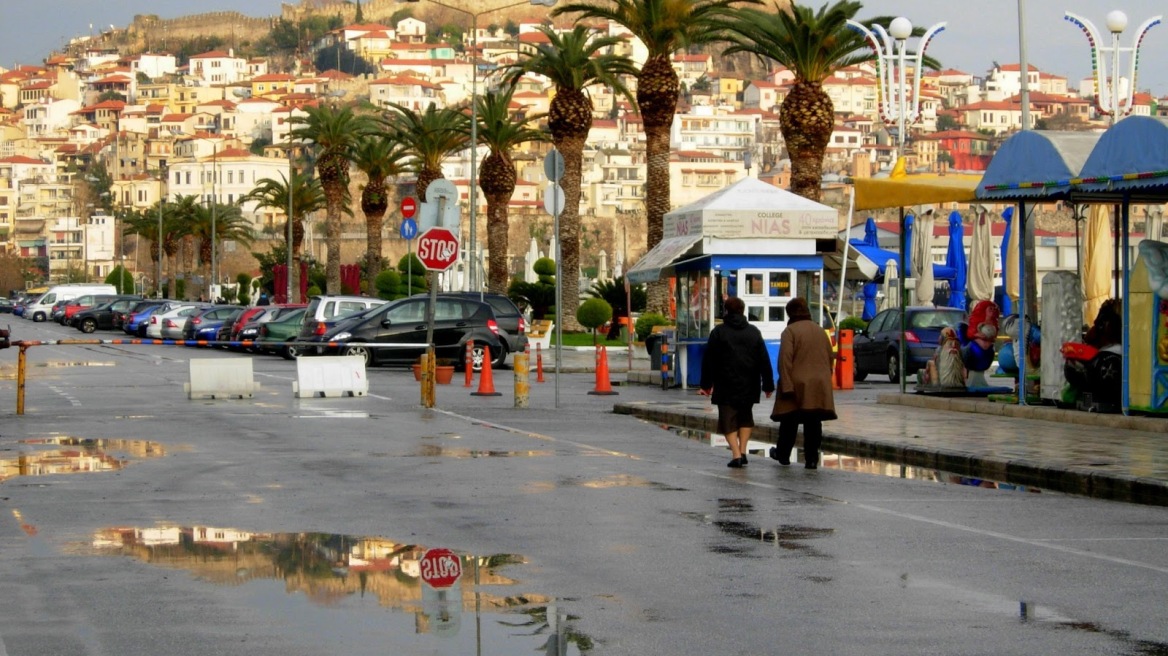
<box><xmin>243</xmin><ymin>171</ymin><xmax>327</xmax><ymax>302</ymax></box>
<box><xmin>382</xmin><ymin>103</ymin><xmax>469</xmax><ymax>201</ymax></box>
<box><xmin>350</xmin><ymin>134</ymin><xmax>410</xmax><ymax>296</ymax></box>
<box><xmin>168</xmin><ymin>195</ymin><xmax>203</xmax><ymax>298</ymax></box>
<box><xmin>185</xmin><ymin>202</ymin><xmax>254</xmax><ymax>298</ymax></box>
<box><xmin>552</xmin><ymin>0</ymin><xmax>751</xmax><ymax>314</ymax></box>
<box><xmin>475</xmin><ymin>86</ymin><xmax>547</xmax><ymax>293</ymax></box>
<box><xmin>289</xmin><ymin>103</ymin><xmax>375</xmax><ymax>293</ymax></box>
<box><xmin>505</xmin><ymin>25</ymin><xmax>637</xmax><ymax>329</ymax></box>
<box><xmin>722</xmin><ymin>1</ymin><xmax>928</xmax><ymax>200</ymax></box>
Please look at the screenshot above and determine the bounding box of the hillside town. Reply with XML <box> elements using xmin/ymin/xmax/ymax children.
<box><xmin>1</xmin><ymin>1</ymin><xmax>1167</xmax><ymax>295</ymax></box>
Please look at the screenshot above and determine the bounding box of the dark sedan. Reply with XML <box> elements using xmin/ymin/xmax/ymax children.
<box><xmin>74</xmin><ymin>297</ymin><xmax>146</xmax><ymax>333</ymax></box>
<box><xmin>853</xmin><ymin>306</ymin><xmax>966</xmax><ymax>384</ymax></box>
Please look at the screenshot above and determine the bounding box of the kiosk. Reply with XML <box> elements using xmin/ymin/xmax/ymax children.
<box><xmin>627</xmin><ymin>178</ymin><xmax>842</xmax><ymax>386</ymax></box>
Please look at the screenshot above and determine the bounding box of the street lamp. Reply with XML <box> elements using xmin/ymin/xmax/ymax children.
<box><xmin>157</xmin><ymin>165</ymin><xmax>167</xmax><ymax>298</ymax></box>
<box><xmin>1064</xmin><ymin>10</ymin><xmax>1162</xmax><ymax>127</ymax></box>
<box><xmin>847</xmin><ymin>16</ymin><xmax>944</xmax><ymax>394</ymax></box>
<box><xmin>404</xmin><ymin>0</ymin><xmax>556</xmax><ymax>291</ymax></box>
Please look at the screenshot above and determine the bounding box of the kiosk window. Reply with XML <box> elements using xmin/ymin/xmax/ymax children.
<box><xmin>768</xmin><ymin>306</ymin><xmax>786</xmax><ymax>322</ymax></box>
<box><xmin>769</xmin><ymin>272</ymin><xmax>791</xmax><ymax>297</ymax></box>
<box><xmin>744</xmin><ymin>273</ymin><xmax>765</xmax><ymax>295</ymax></box>
<box><xmin>746</xmin><ymin>304</ymin><xmax>765</xmax><ymax>322</ymax></box>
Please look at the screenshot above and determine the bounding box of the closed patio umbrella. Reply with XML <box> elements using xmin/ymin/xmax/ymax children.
<box><xmin>1083</xmin><ymin>203</ymin><xmax>1113</xmax><ymax>325</ymax></box>
<box><xmin>881</xmin><ymin>259</ymin><xmax>899</xmax><ymax>310</ymax></box>
<box><xmin>1001</xmin><ymin>207</ymin><xmax>1018</xmax><ymax>315</ymax></box>
<box><xmin>912</xmin><ymin>209</ymin><xmax>936</xmax><ymax>306</ymax></box>
<box><xmin>945</xmin><ymin>211</ymin><xmax>967</xmax><ymax>310</ymax></box>
<box><xmin>967</xmin><ymin>208</ymin><xmax>994</xmax><ymax>304</ymax></box>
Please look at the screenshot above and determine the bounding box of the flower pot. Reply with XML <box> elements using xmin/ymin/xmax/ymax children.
<box><xmin>435</xmin><ymin>365</ymin><xmax>455</xmax><ymax>384</ymax></box>
<box><xmin>412</xmin><ymin>363</ymin><xmax>422</xmax><ymax>381</ymax></box>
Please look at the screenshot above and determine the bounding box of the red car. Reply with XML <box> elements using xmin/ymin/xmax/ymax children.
<box><xmin>61</xmin><ymin>294</ymin><xmax>117</xmax><ymax>326</ymax></box>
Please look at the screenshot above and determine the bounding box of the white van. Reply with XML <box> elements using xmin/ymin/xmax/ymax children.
<box><xmin>24</xmin><ymin>284</ymin><xmax>117</xmax><ymax>322</ymax></box>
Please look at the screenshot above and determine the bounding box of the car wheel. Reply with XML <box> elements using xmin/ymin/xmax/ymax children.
<box><xmin>283</xmin><ymin>341</ymin><xmax>303</xmax><ymax>360</ymax></box>
<box><xmin>852</xmin><ymin>369</ymin><xmax>868</xmax><ymax>382</ymax></box>
<box><xmin>886</xmin><ymin>351</ymin><xmax>900</xmax><ymax>384</ymax></box>
<box><xmin>33</xmin><ymin>312</ymin><xmax>45</xmax><ymax>322</ymax></box>
<box><xmin>344</xmin><ymin>344</ymin><xmax>373</xmax><ymax>366</ymax></box>
<box><xmin>81</xmin><ymin>318</ymin><xmax>97</xmax><ymax>333</ymax></box>
<box><xmin>469</xmin><ymin>343</ymin><xmax>488</xmax><ymax>372</ymax></box>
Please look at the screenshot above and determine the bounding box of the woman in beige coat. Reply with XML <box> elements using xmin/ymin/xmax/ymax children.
<box><xmin>769</xmin><ymin>297</ymin><xmax>837</xmax><ymax>469</ymax></box>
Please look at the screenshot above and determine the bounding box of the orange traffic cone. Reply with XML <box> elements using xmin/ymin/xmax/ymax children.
<box><xmin>471</xmin><ymin>345</ymin><xmax>502</xmax><ymax>396</ymax></box>
<box><xmin>536</xmin><ymin>342</ymin><xmax>545</xmax><ymax>383</ymax></box>
<box><xmin>588</xmin><ymin>346</ymin><xmax>618</xmax><ymax>396</ymax></box>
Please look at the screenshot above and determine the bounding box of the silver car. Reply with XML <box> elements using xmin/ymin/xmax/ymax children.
<box><xmin>147</xmin><ymin>303</ymin><xmax>205</xmax><ymax>340</ymax></box>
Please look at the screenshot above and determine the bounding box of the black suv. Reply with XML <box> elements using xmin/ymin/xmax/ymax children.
<box><xmin>73</xmin><ymin>296</ymin><xmax>146</xmax><ymax>333</ymax></box>
<box><xmin>316</xmin><ymin>296</ymin><xmax>506</xmax><ymax>370</ymax></box>
<box><xmin>433</xmin><ymin>292</ymin><xmax>527</xmax><ymax>357</ymax></box>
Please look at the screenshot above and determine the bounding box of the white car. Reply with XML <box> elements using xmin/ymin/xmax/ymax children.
<box><xmin>146</xmin><ymin>303</ymin><xmax>204</xmax><ymax>340</ymax></box>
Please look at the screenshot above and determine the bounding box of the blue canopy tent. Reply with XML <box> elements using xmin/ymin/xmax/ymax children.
<box><xmin>1074</xmin><ymin>116</ymin><xmax>1168</xmax><ymax>414</ymax></box>
<box><xmin>945</xmin><ymin>211</ymin><xmax>967</xmax><ymax>310</ymax></box>
<box><xmin>848</xmin><ymin>214</ymin><xmax>956</xmax><ymax>308</ymax></box>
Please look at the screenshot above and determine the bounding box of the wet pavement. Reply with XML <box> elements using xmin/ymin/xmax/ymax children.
<box><xmin>2</xmin><ymin>323</ymin><xmax>1168</xmax><ymax>655</ymax></box>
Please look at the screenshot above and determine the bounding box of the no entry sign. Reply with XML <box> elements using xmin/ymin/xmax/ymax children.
<box><xmin>419</xmin><ymin>548</ymin><xmax>462</xmax><ymax>589</ymax></box>
<box><xmin>401</xmin><ymin>196</ymin><xmax>418</xmax><ymax>219</ymax></box>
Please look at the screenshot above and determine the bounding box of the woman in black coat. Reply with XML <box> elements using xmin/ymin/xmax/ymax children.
<box><xmin>699</xmin><ymin>296</ymin><xmax>775</xmax><ymax>468</ymax></box>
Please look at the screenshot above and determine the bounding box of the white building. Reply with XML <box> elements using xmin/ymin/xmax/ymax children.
<box><xmin>670</xmin><ymin>105</ymin><xmax>760</xmax><ymax>164</ymax></box>
<box><xmin>188</xmin><ymin>50</ymin><xmax>248</xmax><ymax>87</ymax></box>
<box><xmin>22</xmin><ymin>98</ymin><xmax>82</xmax><ymax>138</ymax></box>
<box><xmin>167</xmin><ymin>148</ymin><xmax>290</xmax><ymax>228</ymax></box>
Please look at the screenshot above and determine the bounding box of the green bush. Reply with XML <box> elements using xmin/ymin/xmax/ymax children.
<box><xmin>104</xmin><ymin>266</ymin><xmax>134</xmax><ymax>294</ymax></box>
<box><xmin>375</xmin><ymin>269</ymin><xmax>401</xmax><ymax>300</ymax></box>
<box><xmin>238</xmin><ymin>292</ymin><xmax>250</xmax><ymax>306</ymax></box>
<box><xmin>306</xmin><ymin>284</ymin><xmax>322</xmax><ymax>297</ymax></box>
<box><xmin>635</xmin><ymin>312</ymin><xmax>672</xmax><ymax>342</ymax></box>
<box><xmin>839</xmin><ymin>316</ymin><xmax>868</xmax><ymax>332</ymax></box>
<box><xmin>533</xmin><ymin>257</ymin><xmax>555</xmax><ymax>278</ymax></box>
<box><xmin>577</xmin><ymin>298</ymin><xmax>613</xmax><ymax>344</ymax></box>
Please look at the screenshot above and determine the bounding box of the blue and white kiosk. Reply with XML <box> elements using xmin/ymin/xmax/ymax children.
<box><xmin>627</xmin><ymin>177</ymin><xmax>842</xmax><ymax>387</ymax></box>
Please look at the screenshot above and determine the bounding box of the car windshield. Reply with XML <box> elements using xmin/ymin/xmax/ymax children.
<box><xmin>909</xmin><ymin>310</ymin><xmax>965</xmax><ymax>330</ymax></box>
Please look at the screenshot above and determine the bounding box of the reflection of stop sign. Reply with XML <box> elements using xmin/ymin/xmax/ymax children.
<box><xmin>420</xmin><ymin>548</ymin><xmax>462</xmax><ymax>589</ymax></box>
<box><xmin>418</xmin><ymin>227</ymin><xmax>459</xmax><ymax>271</ymax></box>
<box><xmin>401</xmin><ymin>196</ymin><xmax>418</xmax><ymax>219</ymax></box>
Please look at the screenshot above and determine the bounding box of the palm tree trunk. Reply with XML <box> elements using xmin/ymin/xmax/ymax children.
<box><xmin>781</xmin><ymin>83</ymin><xmax>833</xmax><ymax>202</ymax></box>
<box><xmin>485</xmin><ymin>191</ymin><xmax>511</xmax><ymax>293</ymax></box>
<box><xmin>365</xmin><ymin>209</ymin><xmax>385</xmax><ymax>296</ymax></box>
<box><xmin>323</xmin><ymin>194</ymin><xmax>343</xmax><ymax>294</ymax></box>
<box><xmin>639</xmin><ymin>55</ymin><xmax>678</xmax><ymax>316</ymax></box>
<box><xmin>557</xmin><ymin>134</ymin><xmax>586</xmax><ymax>332</ymax></box>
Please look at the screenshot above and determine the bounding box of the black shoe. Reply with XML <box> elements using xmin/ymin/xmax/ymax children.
<box><xmin>740</xmin><ymin>454</ymin><xmax>748</xmax><ymax>466</ymax></box>
<box><xmin>727</xmin><ymin>458</ymin><xmax>743</xmax><ymax>468</ymax></box>
<box><xmin>805</xmin><ymin>462</ymin><xmax>818</xmax><ymax>470</ymax></box>
<box><xmin>769</xmin><ymin>447</ymin><xmax>790</xmax><ymax>466</ymax></box>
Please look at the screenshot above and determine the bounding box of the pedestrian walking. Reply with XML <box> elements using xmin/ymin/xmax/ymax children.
<box><xmin>257</xmin><ymin>293</ymin><xmax>271</xmax><ymax>306</ymax></box>
<box><xmin>699</xmin><ymin>296</ymin><xmax>775</xmax><ymax>468</ymax></box>
<box><xmin>770</xmin><ymin>297</ymin><xmax>837</xmax><ymax>469</ymax></box>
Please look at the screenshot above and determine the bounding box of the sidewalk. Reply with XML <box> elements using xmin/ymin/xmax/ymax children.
<box><xmin>614</xmin><ymin>375</ymin><xmax>1168</xmax><ymax>507</ymax></box>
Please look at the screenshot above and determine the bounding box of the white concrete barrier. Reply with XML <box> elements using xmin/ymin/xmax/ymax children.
<box><xmin>294</xmin><ymin>355</ymin><xmax>368</xmax><ymax>398</ymax></box>
<box><xmin>185</xmin><ymin>358</ymin><xmax>258</xmax><ymax>399</ymax></box>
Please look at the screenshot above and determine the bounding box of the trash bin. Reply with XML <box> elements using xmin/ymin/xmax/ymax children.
<box><xmin>646</xmin><ymin>333</ymin><xmax>664</xmax><ymax>370</ymax></box>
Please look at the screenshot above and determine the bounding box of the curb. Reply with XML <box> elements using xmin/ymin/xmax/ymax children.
<box><xmin>613</xmin><ymin>401</ymin><xmax>1168</xmax><ymax>507</ymax></box>
<box><xmin>876</xmin><ymin>393</ymin><xmax>1168</xmax><ymax>433</ymax></box>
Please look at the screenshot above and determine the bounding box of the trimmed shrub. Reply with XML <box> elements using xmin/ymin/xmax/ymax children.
<box><xmin>839</xmin><ymin>316</ymin><xmax>867</xmax><ymax>332</ymax></box>
<box><xmin>577</xmin><ymin>298</ymin><xmax>612</xmax><ymax>344</ymax></box>
<box><xmin>375</xmin><ymin>269</ymin><xmax>401</xmax><ymax>300</ymax></box>
<box><xmin>635</xmin><ymin>312</ymin><xmax>672</xmax><ymax>342</ymax></box>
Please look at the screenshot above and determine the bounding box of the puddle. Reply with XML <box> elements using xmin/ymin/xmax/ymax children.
<box><xmin>76</xmin><ymin>526</ymin><xmax>593</xmax><ymax>652</ymax></box>
<box><xmin>664</xmin><ymin>425</ymin><xmax>1043</xmax><ymax>495</ymax></box>
<box><xmin>294</xmin><ymin>411</ymin><xmax>370</xmax><ymax>419</ymax></box>
<box><xmin>683</xmin><ymin>498</ymin><xmax>834</xmax><ymax>558</ymax></box>
<box><xmin>32</xmin><ymin>361</ymin><xmax>117</xmax><ymax>368</ymax></box>
<box><xmin>413</xmin><ymin>446</ymin><xmax>554</xmax><ymax>458</ymax></box>
<box><xmin>1</xmin><ymin>437</ymin><xmax>168</xmax><ymax>484</ymax></box>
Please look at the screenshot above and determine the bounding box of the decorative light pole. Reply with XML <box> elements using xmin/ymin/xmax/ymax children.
<box><xmin>1064</xmin><ymin>10</ymin><xmax>1162</xmax><ymax>126</ymax></box>
<box><xmin>847</xmin><ymin>16</ymin><xmax>944</xmax><ymax>394</ymax></box>
<box><xmin>405</xmin><ymin>0</ymin><xmax>556</xmax><ymax>291</ymax></box>
<box><xmin>157</xmin><ymin>165</ymin><xmax>166</xmax><ymax>298</ymax></box>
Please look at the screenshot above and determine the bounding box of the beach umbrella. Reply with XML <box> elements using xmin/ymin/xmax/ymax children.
<box><xmin>881</xmin><ymin>259</ymin><xmax>899</xmax><ymax>310</ymax></box>
<box><xmin>1000</xmin><ymin>207</ymin><xmax>1017</xmax><ymax>315</ymax></box>
<box><xmin>967</xmin><ymin>208</ymin><xmax>994</xmax><ymax>304</ymax></box>
<box><xmin>945</xmin><ymin>211</ymin><xmax>967</xmax><ymax>310</ymax></box>
<box><xmin>1083</xmin><ymin>203</ymin><xmax>1113</xmax><ymax>325</ymax></box>
<box><xmin>911</xmin><ymin>209</ymin><xmax>936</xmax><ymax>306</ymax></box>
<box><xmin>862</xmin><ymin>280</ymin><xmax>878</xmax><ymax>321</ymax></box>
<box><xmin>863</xmin><ymin>217</ymin><xmax>879</xmax><ymax>247</ymax></box>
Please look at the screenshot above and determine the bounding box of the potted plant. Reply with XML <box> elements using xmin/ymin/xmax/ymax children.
<box><xmin>413</xmin><ymin>357</ymin><xmax>457</xmax><ymax>384</ymax></box>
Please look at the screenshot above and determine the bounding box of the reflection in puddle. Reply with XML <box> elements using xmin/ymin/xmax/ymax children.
<box><xmin>684</xmin><ymin>498</ymin><xmax>835</xmax><ymax>559</ymax></box>
<box><xmin>574</xmin><ymin>474</ymin><xmax>686</xmax><ymax>491</ymax></box>
<box><xmin>414</xmin><ymin>445</ymin><xmax>553</xmax><ymax>458</ymax></box>
<box><xmin>664</xmin><ymin>425</ymin><xmax>1042</xmax><ymax>494</ymax></box>
<box><xmin>79</xmin><ymin>527</ymin><xmax>592</xmax><ymax>652</ymax></box>
<box><xmin>294</xmin><ymin>411</ymin><xmax>370</xmax><ymax>419</ymax></box>
<box><xmin>1</xmin><ymin>438</ymin><xmax>167</xmax><ymax>484</ymax></box>
<box><xmin>33</xmin><ymin>361</ymin><xmax>117</xmax><ymax>368</ymax></box>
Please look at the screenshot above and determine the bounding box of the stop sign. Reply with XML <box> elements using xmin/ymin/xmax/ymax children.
<box><xmin>418</xmin><ymin>227</ymin><xmax>459</xmax><ymax>271</ymax></box>
<box><xmin>401</xmin><ymin>196</ymin><xmax>418</xmax><ymax>219</ymax></box>
<box><xmin>419</xmin><ymin>548</ymin><xmax>462</xmax><ymax>589</ymax></box>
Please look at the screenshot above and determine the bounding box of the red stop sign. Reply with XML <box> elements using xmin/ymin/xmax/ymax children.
<box><xmin>419</xmin><ymin>548</ymin><xmax>462</xmax><ymax>589</ymax></box>
<box><xmin>418</xmin><ymin>227</ymin><xmax>459</xmax><ymax>271</ymax></box>
<box><xmin>401</xmin><ymin>196</ymin><xmax>418</xmax><ymax>219</ymax></box>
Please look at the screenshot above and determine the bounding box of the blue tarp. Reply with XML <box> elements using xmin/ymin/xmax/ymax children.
<box><xmin>1077</xmin><ymin>116</ymin><xmax>1168</xmax><ymax>193</ymax></box>
<box><xmin>946</xmin><ymin>211</ymin><xmax>967</xmax><ymax>310</ymax></box>
<box><xmin>976</xmin><ymin>130</ymin><xmax>1100</xmax><ymax>200</ymax></box>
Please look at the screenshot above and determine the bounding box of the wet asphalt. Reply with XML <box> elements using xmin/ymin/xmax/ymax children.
<box><xmin>1</xmin><ymin>319</ymin><xmax>1167</xmax><ymax>655</ymax></box>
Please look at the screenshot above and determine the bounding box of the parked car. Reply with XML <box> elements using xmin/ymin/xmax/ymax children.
<box><xmin>74</xmin><ymin>297</ymin><xmax>146</xmax><ymax>333</ymax></box>
<box><xmin>298</xmin><ymin>295</ymin><xmax>387</xmax><ymax>341</ymax></box>
<box><xmin>311</xmin><ymin>296</ymin><xmax>506</xmax><ymax>370</ymax></box>
<box><xmin>125</xmin><ymin>302</ymin><xmax>175</xmax><ymax>337</ymax></box>
<box><xmin>22</xmin><ymin>284</ymin><xmax>117</xmax><ymax>322</ymax></box>
<box><xmin>0</xmin><ymin>298</ymin><xmax>15</xmax><ymax>314</ymax></box>
<box><xmin>148</xmin><ymin>303</ymin><xmax>204</xmax><ymax>339</ymax></box>
<box><xmin>435</xmin><ymin>292</ymin><xmax>527</xmax><ymax>357</ymax></box>
<box><xmin>853</xmin><ymin>306</ymin><xmax>967</xmax><ymax>383</ymax></box>
<box><xmin>63</xmin><ymin>294</ymin><xmax>123</xmax><ymax>326</ymax></box>
<box><xmin>256</xmin><ymin>308</ymin><xmax>308</xmax><ymax>359</ymax></box>
<box><xmin>231</xmin><ymin>305</ymin><xmax>306</xmax><ymax>349</ymax></box>
<box><xmin>49</xmin><ymin>299</ymin><xmax>71</xmax><ymax>324</ymax></box>
<box><xmin>116</xmin><ymin>300</ymin><xmax>163</xmax><ymax>331</ymax></box>
<box><xmin>182</xmin><ymin>306</ymin><xmax>241</xmax><ymax>342</ymax></box>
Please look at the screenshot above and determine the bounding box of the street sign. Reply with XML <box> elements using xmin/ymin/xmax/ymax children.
<box><xmin>400</xmin><ymin>218</ymin><xmax>417</xmax><ymax>240</ymax></box>
<box><xmin>419</xmin><ymin>548</ymin><xmax>462</xmax><ymax>589</ymax></box>
<box><xmin>401</xmin><ymin>196</ymin><xmax>418</xmax><ymax>219</ymax></box>
<box><xmin>543</xmin><ymin>149</ymin><xmax>565</xmax><ymax>182</ymax></box>
<box><xmin>425</xmin><ymin>179</ymin><xmax>458</xmax><ymax>205</ymax></box>
<box><xmin>417</xmin><ymin>227</ymin><xmax>460</xmax><ymax>271</ymax></box>
<box><xmin>543</xmin><ymin>183</ymin><xmax>565</xmax><ymax>217</ymax></box>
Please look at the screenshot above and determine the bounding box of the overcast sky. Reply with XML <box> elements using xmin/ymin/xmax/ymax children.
<box><xmin>2</xmin><ymin>0</ymin><xmax>1167</xmax><ymax>96</ymax></box>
